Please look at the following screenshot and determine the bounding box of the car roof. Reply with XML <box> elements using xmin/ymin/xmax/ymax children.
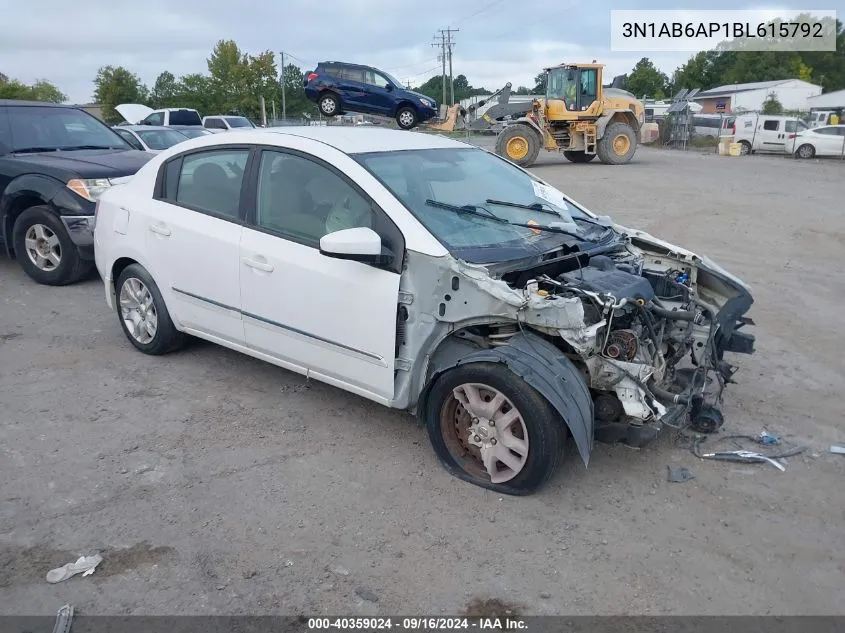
<box><xmin>0</xmin><ymin>99</ymin><xmax>78</xmax><ymax>108</ymax></box>
<box><xmin>253</xmin><ymin>126</ymin><xmax>469</xmax><ymax>154</ymax></box>
<box><xmin>318</xmin><ymin>61</ymin><xmax>375</xmax><ymax>71</ymax></box>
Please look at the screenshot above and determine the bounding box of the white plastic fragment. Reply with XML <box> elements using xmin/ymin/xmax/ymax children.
<box><xmin>46</xmin><ymin>554</ymin><xmax>103</xmax><ymax>583</ymax></box>
<box><xmin>830</xmin><ymin>445</ymin><xmax>845</xmax><ymax>455</ymax></box>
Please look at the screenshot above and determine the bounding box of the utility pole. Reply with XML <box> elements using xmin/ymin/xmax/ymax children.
<box><xmin>446</xmin><ymin>28</ymin><xmax>458</xmax><ymax>106</ymax></box>
<box><xmin>279</xmin><ymin>51</ymin><xmax>287</xmax><ymax>120</ymax></box>
<box><xmin>432</xmin><ymin>32</ymin><xmax>446</xmax><ymax>108</ymax></box>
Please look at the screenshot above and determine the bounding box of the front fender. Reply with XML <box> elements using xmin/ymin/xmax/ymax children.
<box><xmin>423</xmin><ymin>331</ymin><xmax>595</xmax><ymax>466</ymax></box>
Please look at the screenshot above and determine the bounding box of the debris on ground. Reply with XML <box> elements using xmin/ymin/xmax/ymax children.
<box><xmin>759</xmin><ymin>431</ymin><xmax>781</xmax><ymax>446</ymax></box>
<box><xmin>667</xmin><ymin>466</ymin><xmax>695</xmax><ymax>483</ymax></box>
<box><xmin>691</xmin><ymin>434</ymin><xmax>805</xmax><ymax>472</ymax></box>
<box><xmin>355</xmin><ymin>587</ymin><xmax>379</xmax><ymax>602</ymax></box>
<box><xmin>46</xmin><ymin>554</ymin><xmax>103</xmax><ymax>583</ymax></box>
<box><xmin>52</xmin><ymin>604</ymin><xmax>73</xmax><ymax>633</ymax></box>
<box><xmin>830</xmin><ymin>445</ymin><xmax>845</xmax><ymax>455</ymax></box>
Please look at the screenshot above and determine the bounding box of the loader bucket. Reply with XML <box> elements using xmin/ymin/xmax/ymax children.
<box><xmin>423</xmin><ymin>104</ymin><xmax>467</xmax><ymax>132</ymax></box>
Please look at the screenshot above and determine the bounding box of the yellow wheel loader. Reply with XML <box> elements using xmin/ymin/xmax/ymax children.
<box><xmin>463</xmin><ymin>63</ymin><xmax>658</xmax><ymax>167</ymax></box>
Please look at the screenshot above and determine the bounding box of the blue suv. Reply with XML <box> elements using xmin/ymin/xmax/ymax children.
<box><xmin>304</xmin><ymin>62</ymin><xmax>438</xmax><ymax>129</ymax></box>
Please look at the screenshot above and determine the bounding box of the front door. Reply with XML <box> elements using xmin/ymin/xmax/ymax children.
<box><xmin>757</xmin><ymin>118</ymin><xmax>786</xmax><ymax>152</ymax></box>
<box><xmin>239</xmin><ymin>147</ymin><xmax>403</xmax><ymax>402</ymax></box>
<box><xmin>144</xmin><ymin>146</ymin><xmax>251</xmax><ymax>345</ymax></box>
<box><xmin>360</xmin><ymin>70</ymin><xmax>396</xmax><ymax>115</ymax></box>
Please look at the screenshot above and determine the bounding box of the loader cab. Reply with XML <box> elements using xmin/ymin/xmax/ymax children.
<box><xmin>545</xmin><ymin>64</ymin><xmax>601</xmax><ymax>114</ymax></box>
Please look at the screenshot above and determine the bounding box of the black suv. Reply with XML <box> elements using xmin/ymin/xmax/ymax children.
<box><xmin>0</xmin><ymin>100</ymin><xmax>154</xmax><ymax>285</ymax></box>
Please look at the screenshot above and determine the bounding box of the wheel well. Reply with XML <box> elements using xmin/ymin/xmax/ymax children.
<box><xmin>607</xmin><ymin>111</ymin><xmax>637</xmax><ymax>132</ymax></box>
<box><xmin>111</xmin><ymin>257</ymin><xmax>138</xmax><ymax>288</ymax></box>
<box><xmin>2</xmin><ymin>195</ymin><xmax>45</xmax><ymax>255</ymax></box>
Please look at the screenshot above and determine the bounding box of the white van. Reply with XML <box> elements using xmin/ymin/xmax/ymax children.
<box><xmin>808</xmin><ymin>111</ymin><xmax>838</xmax><ymax>128</ymax></box>
<box><xmin>732</xmin><ymin>114</ymin><xmax>809</xmax><ymax>155</ymax></box>
<box><xmin>691</xmin><ymin>114</ymin><xmax>736</xmax><ymax>138</ymax></box>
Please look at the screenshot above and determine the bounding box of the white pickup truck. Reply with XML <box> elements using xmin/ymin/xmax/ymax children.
<box><xmin>115</xmin><ymin>104</ymin><xmax>204</xmax><ymax>128</ymax></box>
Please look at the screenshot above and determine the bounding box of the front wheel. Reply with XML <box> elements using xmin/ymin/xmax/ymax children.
<box><xmin>115</xmin><ymin>264</ymin><xmax>186</xmax><ymax>355</ymax></box>
<box><xmin>396</xmin><ymin>106</ymin><xmax>418</xmax><ymax>130</ymax></box>
<box><xmin>12</xmin><ymin>205</ymin><xmax>93</xmax><ymax>285</ymax></box>
<box><xmin>494</xmin><ymin>125</ymin><xmax>541</xmax><ymax>167</ymax></box>
<box><xmin>425</xmin><ymin>362</ymin><xmax>566</xmax><ymax>495</ymax></box>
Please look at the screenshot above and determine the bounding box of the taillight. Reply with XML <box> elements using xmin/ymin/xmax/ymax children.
<box><xmin>731</xmin><ymin>123</ymin><xmax>736</xmax><ymax>135</ymax></box>
<box><xmin>306</xmin><ymin>72</ymin><xmax>318</xmax><ymax>82</ymax></box>
<box><xmin>787</xmin><ymin>133</ymin><xmax>796</xmax><ymax>139</ymax></box>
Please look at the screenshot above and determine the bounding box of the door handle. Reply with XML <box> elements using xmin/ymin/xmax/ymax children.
<box><xmin>241</xmin><ymin>257</ymin><xmax>274</xmax><ymax>273</ymax></box>
<box><xmin>149</xmin><ymin>223</ymin><xmax>171</xmax><ymax>236</ymax></box>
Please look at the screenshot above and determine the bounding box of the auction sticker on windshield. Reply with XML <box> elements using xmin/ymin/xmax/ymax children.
<box><xmin>532</xmin><ymin>180</ymin><xmax>568</xmax><ymax>210</ymax></box>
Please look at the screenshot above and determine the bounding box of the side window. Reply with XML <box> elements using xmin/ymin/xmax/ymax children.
<box><xmin>204</xmin><ymin>118</ymin><xmax>226</xmax><ymax>130</ymax></box>
<box><xmin>116</xmin><ymin>129</ymin><xmax>143</xmax><ymax>150</ymax></box>
<box><xmin>144</xmin><ymin>112</ymin><xmax>164</xmax><ymax>126</ymax></box>
<box><xmin>255</xmin><ymin>150</ymin><xmax>377</xmax><ymax>246</ymax></box>
<box><xmin>363</xmin><ymin>71</ymin><xmax>390</xmax><ymax>88</ymax></box>
<box><xmin>580</xmin><ymin>69</ymin><xmax>597</xmax><ymax>102</ymax></box>
<box><xmin>815</xmin><ymin>127</ymin><xmax>837</xmax><ymax>135</ymax></box>
<box><xmin>174</xmin><ymin>149</ymin><xmax>249</xmax><ymax>219</ymax></box>
<box><xmin>762</xmin><ymin>120</ymin><xmax>779</xmax><ymax>131</ymax></box>
<box><xmin>343</xmin><ymin>67</ymin><xmax>365</xmax><ymax>83</ymax></box>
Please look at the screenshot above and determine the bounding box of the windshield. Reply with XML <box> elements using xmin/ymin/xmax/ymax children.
<box><xmin>2</xmin><ymin>106</ymin><xmax>130</xmax><ymax>153</ymax></box>
<box><xmin>224</xmin><ymin>116</ymin><xmax>253</xmax><ymax>128</ymax></box>
<box><xmin>136</xmin><ymin>129</ymin><xmax>189</xmax><ymax>150</ymax></box>
<box><xmin>354</xmin><ymin>147</ymin><xmax>603</xmax><ymax>263</ymax></box>
<box><xmin>547</xmin><ymin>67</ymin><xmax>577</xmax><ymax>104</ymax></box>
<box><xmin>177</xmin><ymin>128</ymin><xmax>212</xmax><ymax>138</ymax></box>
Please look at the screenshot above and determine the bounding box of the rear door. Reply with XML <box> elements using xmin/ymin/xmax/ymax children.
<box><xmin>784</xmin><ymin>119</ymin><xmax>808</xmax><ymax>154</ymax></box>
<box><xmin>336</xmin><ymin>66</ymin><xmax>368</xmax><ymax>109</ymax></box>
<box><xmin>812</xmin><ymin>126</ymin><xmax>845</xmax><ymax>156</ymax></box>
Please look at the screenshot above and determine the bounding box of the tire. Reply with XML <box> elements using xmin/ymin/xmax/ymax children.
<box><xmin>739</xmin><ymin>140</ymin><xmax>752</xmax><ymax>156</ymax></box>
<box><xmin>494</xmin><ymin>125</ymin><xmax>541</xmax><ymax>167</ymax></box>
<box><xmin>114</xmin><ymin>263</ymin><xmax>186</xmax><ymax>355</ymax></box>
<box><xmin>318</xmin><ymin>92</ymin><xmax>340</xmax><ymax>117</ymax></box>
<box><xmin>396</xmin><ymin>106</ymin><xmax>418</xmax><ymax>130</ymax></box>
<box><xmin>12</xmin><ymin>205</ymin><xmax>93</xmax><ymax>286</ymax></box>
<box><xmin>796</xmin><ymin>143</ymin><xmax>815</xmax><ymax>159</ymax></box>
<box><xmin>596</xmin><ymin>121</ymin><xmax>637</xmax><ymax>165</ymax></box>
<box><xmin>424</xmin><ymin>362</ymin><xmax>566</xmax><ymax>496</ymax></box>
<box><xmin>563</xmin><ymin>150</ymin><xmax>597</xmax><ymax>163</ymax></box>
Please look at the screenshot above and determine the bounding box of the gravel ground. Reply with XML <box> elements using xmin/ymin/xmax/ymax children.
<box><xmin>1</xmin><ymin>142</ymin><xmax>844</xmax><ymax>617</ymax></box>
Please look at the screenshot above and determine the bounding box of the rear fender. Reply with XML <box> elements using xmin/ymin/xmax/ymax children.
<box><xmin>420</xmin><ymin>331</ymin><xmax>594</xmax><ymax>465</ymax></box>
<box><xmin>597</xmin><ymin>110</ymin><xmax>639</xmax><ymax>138</ymax></box>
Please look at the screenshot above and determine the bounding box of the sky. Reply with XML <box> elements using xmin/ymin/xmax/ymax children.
<box><xmin>0</xmin><ymin>0</ymin><xmax>840</xmax><ymax>104</ymax></box>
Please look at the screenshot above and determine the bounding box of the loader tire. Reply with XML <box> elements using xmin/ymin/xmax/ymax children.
<box><xmin>563</xmin><ymin>151</ymin><xmax>597</xmax><ymax>163</ymax></box>
<box><xmin>597</xmin><ymin>122</ymin><xmax>637</xmax><ymax>165</ymax></box>
<box><xmin>495</xmin><ymin>125</ymin><xmax>540</xmax><ymax>167</ymax></box>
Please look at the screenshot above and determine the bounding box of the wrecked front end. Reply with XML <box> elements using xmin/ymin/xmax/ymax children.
<box><xmin>404</xmin><ymin>227</ymin><xmax>755</xmax><ymax>464</ymax></box>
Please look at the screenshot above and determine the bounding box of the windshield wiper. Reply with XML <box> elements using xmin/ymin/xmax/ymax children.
<box><xmin>485</xmin><ymin>198</ymin><xmax>560</xmax><ymax>217</ymax></box>
<box><xmin>487</xmin><ymin>197</ymin><xmax>609</xmax><ymax>228</ymax></box>
<box><xmin>426</xmin><ymin>199</ymin><xmax>584</xmax><ymax>240</ymax></box>
<box><xmin>11</xmin><ymin>147</ymin><xmax>60</xmax><ymax>154</ymax></box>
<box><xmin>60</xmin><ymin>145</ymin><xmax>125</xmax><ymax>150</ymax></box>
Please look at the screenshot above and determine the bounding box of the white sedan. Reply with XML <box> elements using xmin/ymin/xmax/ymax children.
<box><xmin>94</xmin><ymin>127</ymin><xmax>756</xmax><ymax>495</ymax></box>
<box><xmin>792</xmin><ymin>124</ymin><xmax>845</xmax><ymax>158</ymax></box>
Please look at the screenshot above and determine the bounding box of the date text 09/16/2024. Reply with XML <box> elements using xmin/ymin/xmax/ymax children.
<box><xmin>621</xmin><ymin>21</ymin><xmax>824</xmax><ymax>39</ymax></box>
<box><xmin>307</xmin><ymin>617</ymin><xmax>528</xmax><ymax>630</ymax></box>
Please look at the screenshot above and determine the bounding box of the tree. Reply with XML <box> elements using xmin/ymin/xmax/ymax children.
<box><xmin>0</xmin><ymin>76</ymin><xmax>66</xmax><ymax>102</ymax></box>
<box><xmin>281</xmin><ymin>63</ymin><xmax>315</xmax><ymax>118</ymax></box>
<box><xmin>414</xmin><ymin>74</ymin><xmax>487</xmax><ymax>104</ymax></box>
<box><xmin>515</xmin><ymin>86</ymin><xmax>531</xmax><ymax>95</ymax></box>
<box><xmin>175</xmin><ymin>74</ymin><xmax>215</xmax><ymax>115</ymax></box>
<box><xmin>207</xmin><ymin>39</ymin><xmax>247</xmax><ymax>114</ymax></box>
<box><xmin>93</xmin><ymin>65</ymin><xmax>147</xmax><ymax>123</ymax></box>
<box><xmin>626</xmin><ymin>57</ymin><xmax>668</xmax><ymax>99</ymax></box>
<box><xmin>761</xmin><ymin>92</ymin><xmax>784</xmax><ymax>114</ymax></box>
<box><xmin>533</xmin><ymin>72</ymin><xmax>547</xmax><ymax>94</ymax></box>
<box><xmin>150</xmin><ymin>71</ymin><xmax>179</xmax><ymax>109</ymax></box>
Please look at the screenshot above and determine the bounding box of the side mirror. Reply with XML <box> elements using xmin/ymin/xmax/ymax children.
<box><xmin>385</xmin><ymin>83</ymin><xmax>395</xmax><ymax>92</ymax></box>
<box><xmin>319</xmin><ymin>227</ymin><xmax>393</xmax><ymax>266</ymax></box>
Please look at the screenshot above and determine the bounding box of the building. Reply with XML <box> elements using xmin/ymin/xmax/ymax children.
<box><xmin>806</xmin><ymin>89</ymin><xmax>845</xmax><ymax>111</ymax></box>
<box><xmin>693</xmin><ymin>79</ymin><xmax>821</xmax><ymax>114</ymax></box>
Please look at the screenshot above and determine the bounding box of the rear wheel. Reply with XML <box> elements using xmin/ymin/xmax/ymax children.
<box><xmin>563</xmin><ymin>150</ymin><xmax>597</xmax><ymax>163</ymax></box>
<box><xmin>396</xmin><ymin>106</ymin><xmax>418</xmax><ymax>130</ymax></box>
<box><xmin>12</xmin><ymin>205</ymin><xmax>92</xmax><ymax>285</ymax></box>
<box><xmin>796</xmin><ymin>143</ymin><xmax>815</xmax><ymax>159</ymax></box>
<box><xmin>425</xmin><ymin>362</ymin><xmax>565</xmax><ymax>495</ymax></box>
<box><xmin>494</xmin><ymin>125</ymin><xmax>541</xmax><ymax>167</ymax></box>
<box><xmin>738</xmin><ymin>140</ymin><xmax>752</xmax><ymax>155</ymax></box>
<box><xmin>596</xmin><ymin>121</ymin><xmax>637</xmax><ymax>164</ymax></box>
<box><xmin>318</xmin><ymin>92</ymin><xmax>340</xmax><ymax>117</ymax></box>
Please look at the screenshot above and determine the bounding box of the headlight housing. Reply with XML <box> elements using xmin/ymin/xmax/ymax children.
<box><xmin>420</xmin><ymin>98</ymin><xmax>434</xmax><ymax>108</ymax></box>
<box><xmin>66</xmin><ymin>178</ymin><xmax>114</xmax><ymax>202</ymax></box>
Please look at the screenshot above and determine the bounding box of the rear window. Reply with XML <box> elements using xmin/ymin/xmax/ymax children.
<box><xmin>785</xmin><ymin>120</ymin><xmax>807</xmax><ymax>133</ymax></box>
<box><xmin>224</xmin><ymin>117</ymin><xmax>253</xmax><ymax>128</ymax></box>
<box><xmin>169</xmin><ymin>109</ymin><xmax>202</xmax><ymax>126</ymax></box>
<box><xmin>320</xmin><ymin>64</ymin><xmax>342</xmax><ymax>78</ymax></box>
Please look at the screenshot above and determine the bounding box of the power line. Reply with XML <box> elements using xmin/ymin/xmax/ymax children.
<box><xmin>453</xmin><ymin>0</ymin><xmax>506</xmax><ymax>25</ymax></box>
